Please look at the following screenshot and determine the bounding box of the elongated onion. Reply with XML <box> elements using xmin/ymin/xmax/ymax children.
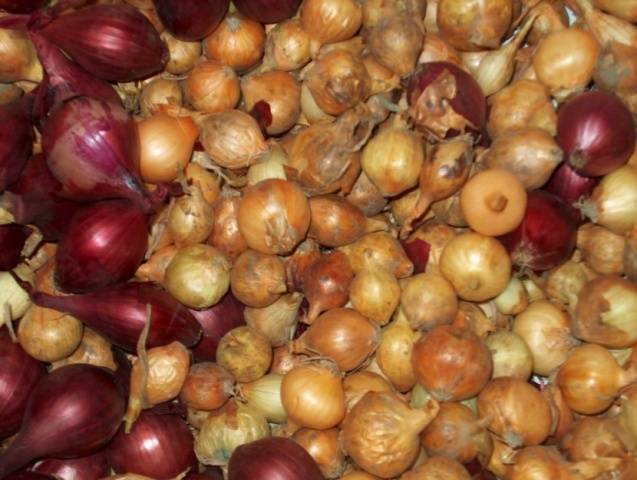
<box><xmin>376</xmin><ymin>311</ymin><xmax>419</xmax><ymax>392</ymax></box>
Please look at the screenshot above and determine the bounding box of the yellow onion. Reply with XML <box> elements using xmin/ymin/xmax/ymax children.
<box><xmin>186</xmin><ymin>162</ymin><xmax>221</xmax><ymax>204</ymax></box>
<box><xmin>195</xmin><ymin>401</ymin><xmax>270</xmax><ymax>465</ymax></box>
<box><xmin>577</xmin><ymin>223</ymin><xmax>626</xmax><ymax>275</ymax></box>
<box><xmin>341</xmin><ymin>391</ymin><xmax>440</xmax><ymax>478</ymax></box>
<box><xmin>368</xmin><ymin>14</ymin><xmax>424</xmax><ymax>77</ymax></box>
<box><xmin>0</xmin><ymin>264</ymin><xmax>33</xmax><ymax>321</ymax></box>
<box><xmin>544</xmin><ymin>258</ymin><xmax>596</xmax><ymax>307</ymax></box>
<box><xmin>239</xmin><ymin>373</ymin><xmax>287</xmax><ymax>423</ymax></box>
<box><xmin>343</xmin><ymin>371</ymin><xmax>394</xmax><ymax>412</ymax></box>
<box><xmin>399</xmin><ymin>272</ymin><xmax>458</xmax><ymax>331</ymax></box>
<box><xmin>281</xmin><ymin>361</ymin><xmax>346</xmax><ymax>429</ymax></box>
<box><xmin>293</xmin><ymin>428</ymin><xmax>345</xmax><ymax>479</ymax></box>
<box><xmin>18</xmin><ymin>305</ymin><xmax>83</xmax><ymax>362</ymax></box>
<box><xmin>179</xmin><ymin>362</ymin><xmax>234</xmax><ymax>411</ymax></box>
<box><xmin>376</xmin><ymin>311</ymin><xmax>420</xmax><ymax>392</ymax></box>
<box><xmin>403</xmin><ymin>457</ymin><xmax>471</xmax><ymax>479</ymax></box>
<box><xmin>168</xmin><ymin>185</ymin><xmax>215</xmax><ymax>247</ymax></box>
<box><xmin>246</xmin><ymin>146</ymin><xmax>289</xmax><ymax>186</ymax></box>
<box><xmin>362</xmin><ymin>0</ymin><xmax>427</xmax><ymax>29</ymax></box>
<box><xmin>300</xmin><ymin>0</ymin><xmax>362</xmax><ymax>45</ymax></box>
<box><xmin>362</xmin><ymin>55</ymin><xmax>401</xmax><ymax>95</ymax></box>
<box><xmin>349</xmin><ymin>265</ymin><xmax>401</xmax><ymax>326</ymax></box>
<box><xmin>50</xmin><ymin>328</ymin><xmax>117</xmax><ymax>371</ymax></box>
<box><xmin>139</xmin><ymin>78</ymin><xmax>183</xmax><ymax>117</ymax></box>
<box><xmin>263</xmin><ymin>19</ymin><xmax>312</xmax><ymax>71</ymax></box>
<box><xmin>346</xmin><ymin>170</ymin><xmax>388</xmax><ymax>217</ymax></box>
<box><xmin>203</xmin><ymin>13</ymin><xmax>266</xmax><ymax>72</ymax></box>
<box><xmin>230</xmin><ymin>249</ymin><xmax>287</xmax><ymax>308</ymax></box>
<box><xmin>161</xmin><ymin>31</ymin><xmax>202</xmax><ymax>75</ymax></box>
<box><xmin>184</xmin><ymin>59</ymin><xmax>240</xmax><ymax>113</ymax></box>
<box><xmin>493</xmin><ymin>276</ymin><xmax>528</xmax><ymax>315</ymax></box>
<box><xmin>244</xmin><ymin>293</ymin><xmax>303</xmax><ymax>348</ymax></box>
<box><xmin>485</xmin><ymin>330</ymin><xmax>533</xmax><ymax>380</ymax></box>
<box><xmin>339</xmin><ymin>232</ymin><xmax>414</xmax><ymax>278</ymax></box>
<box><xmin>216</xmin><ymin>326</ymin><xmax>272</xmax><ymax>383</ymax></box>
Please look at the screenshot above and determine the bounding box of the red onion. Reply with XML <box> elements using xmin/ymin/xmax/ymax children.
<box><xmin>233</xmin><ymin>0</ymin><xmax>301</xmax><ymax>24</ymax></box>
<box><xmin>400</xmin><ymin>238</ymin><xmax>431</xmax><ymax>274</ymax></box>
<box><xmin>32</xmin><ymin>283</ymin><xmax>202</xmax><ymax>352</ymax></box>
<box><xmin>185</xmin><ymin>469</ymin><xmax>224</xmax><ymax>480</ymax></box>
<box><xmin>4</xmin><ymin>474</ymin><xmax>56</xmax><ymax>480</ymax></box>
<box><xmin>3</xmin><ymin>154</ymin><xmax>83</xmax><ymax>242</ymax></box>
<box><xmin>29</xmin><ymin>32</ymin><xmax>120</xmax><ymax>124</ymax></box>
<box><xmin>38</xmin><ymin>4</ymin><xmax>167</xmax><ymax>82</ymax></box>
<box><xmin>407</xmin><ymin>61</ymin><xmax>486</xmax><ymax>139</ymax></box>
<box><xmin>0</xmin><ymin>328</ymin><xmax>45</xmax><ymax>439</ymax></box>
<box><xmin>108</xmin><ymin>412</ymin><xmax>196</xmax><ymax>480</ymax></box>
<box><xmin>543</xmin><ymin>162</ymin><xmax>599</xmax><ymax>222</ymax></box>
<box><xmin>0</xmin><ymin>0</ymin><xmax>46</xmax><ymax>13</ymax></box>
<box><xmin>0</xmin><ymin>364</ymin><xmax>125</xmax><ymax>478</ymax></box>
<box><xmin>153</xmin><ymin>0</ymin><xmax>229</xmax><ymax>41</ymax></box>
<box><xmin>55</xmin><ymin>200</ymin><xmax>148</xmax><ymax>292</ymax></box>
<box><xmin>557</xmin><ymin>90</ymin><xmax>636</xmax><ymax>177</ymax></box>
<box><xmin>31</xmin><ymin>451</ymin><xmax>109</xmax><ymax>480</ymax></box>
<box><xmin>498</xmin><ymin>190</ymin><xmax>577</xmax><ymax>271</ymax></box>
<box><xmin>0</xmin><ymin>95</ymin><xmax>34</xmax><ymax>192</ymax></box>
<box><xmin>0</xmin><ymin>224</ymin><xmax>31</xmax><ymax>271</ymax></box>
<box><xmin>228</xmin><ymin>437</ymin><xmax>323</xmax><ymax>480</ymax></box>
<box><xmin>190</xmin><ymin>292</ymin><xmax>245</xmax><ymax>362</ymax></box>
<box><xmin>42</xmin><ymin>96</ymin><xmax>162</xmax><ymax>213</ymax></box>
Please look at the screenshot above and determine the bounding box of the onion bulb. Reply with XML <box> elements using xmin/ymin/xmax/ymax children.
<box><xmin>230</xmin><ymin>249</ymin><xmax>287</xmax><ymax>308</ymax></box>
<box><xmin>239</xmin><ymin>373</ymin><xmax>287</xmax><ymax>424</ymax></box>
<box><xmin>341</xmin><ymin>391</ymin><xmax>440</xmax><ymax>478</ymax></box>
<box><xmin>184</xmin><ymin>59</ymin><xmax>240</xmax><ymax>113</ymax></box>
<box><xmin>367</xmin><ymin>14</ymin><xmax>424</xmax><ymax>77</ymax></box>
<box><xmin>300</xmin><ymin>0</ymin><xmax>362</xmax><ymax>45</ymax></box>
<box><xmin>376</xmin><ymin>311</ymin><xmax>420</xmax><ymax>392</ymax></box>
<box><xmin>339</xmin><ymin>232</ymin><xmax>414</xmax><ymax>279</ymax></box>
<box><xmin>349</xmin><ymin>265</ymin><xmax>401</xmax><ymax>327</ymax></box>
<box><xmin>263</xmin><ymin>19</ymin><xmax>312</xmax><ymax>71</ymax></box>
<box><xmin>168</xmin><ymin>185</ymin><xmax>215</xmax><ymax>247</ymax></box>
<box><xmin>18</xmin><ymin>305</ymin><xmax>83</xmax><ymax>362</ymax></box>
<box><xmin>139</xmin><ymin>78</ymin><xmax>183</xmax><ymax>117</ymax></box>
<box><xmin>484</xmin><ymin>330</ymin><xmax>533</xmax><ymax>380</ymax></box>
<box><xmin>203</xmin><ymin>13</ymin><xmax>266</xmax><ymax>72</ymax></box>
<box><xmin>216</xmin><ymin>326</ymin><xmax>272</xmax><ymax>383</ymax></box>
<box><xmin>577</xmin><ymin>223</ymin><xmax>625</xmax><ymax>274</ymax></box>
<box><xmin>399</xmin><ymin>272</ymin><xmax>458</xmax><ymax>331</ymax></box>
<box><xmin>50</xmin><ymin>328</ymin><xmax>116</xmax><ymax>372</ymax></box>
<box><xmin>403</xmin><ymin>457</ymin><xmax>471</xmax><ymax>479</ymax></box>
<box><xmin>179</xmin><ymin>362</ymin><xmax>234</xmax><ymax>411</ymax></box>
<box><xmin>161</xmin><ymin>31</ymin><xmax>201</xmax><ymax>75</ymax></box>
<box><xmin>244</xmin><ymin>293</ymin><xmax>302</xmax><ymax>348</ymax></box>
<box><xmin>343</xmin><ymin>371</ymin><xmax>393</xmax><ymax>412</ymax></box>
<box><xmin>292</xmin><ymin>428</ymin><xmax>345</xmax><ymax>479</ymax></box>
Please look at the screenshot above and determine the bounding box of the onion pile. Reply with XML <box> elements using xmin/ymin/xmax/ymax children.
<box><xmin>0</xmin><ymin>0</ymin><xmax>636</xmax><ymax>479</ymax></box>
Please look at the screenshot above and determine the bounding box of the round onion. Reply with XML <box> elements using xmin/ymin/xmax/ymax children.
<box><xmin>230</xmin><ymin>249</ymin><xmax>287</xmax><ymax>308</ymax></box>
<box><xmin>292</xmin><ymin>428</ymin><xmax>345</xmax><ymax>478</ymax></box>
<box><xmin>184</xmin><ymin>59</ymin><xmax>240</xmax><ymax>113</ymax></box>
<box><xmin>484</xmin><ymin>330</ymin><xmax>533</xmax><ymax>380</ymax></box>
<box><xmin>203</xmin><ymin>13</ymin><xmax>266</xmax><ymax>72</ymax></box>
<box><xmin>216</xmin><ymin>326</ymin><xmax>272</xmax><ymax>383</ymax></box>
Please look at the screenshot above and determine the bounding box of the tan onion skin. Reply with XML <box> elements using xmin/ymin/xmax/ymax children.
<box><xmin>292</xmin><ymin>428</ymin><xmax>345</xmax><ymax>478</ymax></box>
<box><xmin>230</xmin><ymin>249</ymin><xmax>287</xmax><ymax>308</ymax></box>
<box><xmin>402</xmin><ymin>456</ymin><xmax>471</xmax><ymax>479</ymax></box>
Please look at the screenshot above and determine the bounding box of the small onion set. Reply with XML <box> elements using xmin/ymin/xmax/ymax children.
<box><xmin>1</xmin><ymin>0</ymin><xmax>637</xmax><ymax>479</ymax></box>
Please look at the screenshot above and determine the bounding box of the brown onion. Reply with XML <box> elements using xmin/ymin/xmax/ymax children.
<box><xmin>375</xmin><ymin>312</ymin><xmax>419</xmax><ymax>392</ymax></box>
<box><xmin>244</xmin><ymin>293</ymin><xmax>302</xmax><ymax>348</ymax></box>
<box><xmin>339</xmin><ymin>232</ymin><xmax>414</xmax><ymax>278</ymax></box>
<box><xmin>412</xmin><ymin>324</ymin><xmax>493</xmax><ymax>401</ymax></box>
<box><xmin>180</xmin><ymin>362</ymin><xmax>234</xmax><ymax>411</ymax></box>
<box><xmin>402</xmin><ymin>457</ymin><xmax>471</xmax><ymax>480</ymax></box>
<box><xmin>263</xmin><ymin>19</ymin><xmax>312</xmax><ymax>71</ymax></box>
<box><xmin>270</xmin><ymin>345</ymin><xmax>308</xmax><ymax>376</ymax></box>
<box><xmin>399</xmin><ymin>272</ymin><xmax>458</xmax><ymax>331</ymax></box>
<box><xmin>203</xmin><ymin>13</ymin><xmax>265</xmax><ymax>72</ymax></box>
<box><xmin>346</xmin><ymin>170</ymin><xmax>388</xmax><ymax>217</ymax></box>
<box><xmin>363</xmin><ymin>0</ymin><xmax>427</xmax><ymax>29</ymax></box>
<box><xmin>300</xmin><ymin>0</ymin><xmax>362</xmax><ymax>45</ymax></box>
<box><xmin>561</xmin><ymin>416</ymin><xmax>631</xmax><ymax>462</ymax></box>
<box><xmin>308</xmin><ymin>195</ymin><xmax>375</xmax><ymax>248</ymax></box>
<box><xmin>139</xmin><ymin>78</ymin><xmax>183</xmax><ymax>117</ymax></box>
<box><xmin>302</xmin><ymin>251</ymin><xmax>353</xmax><ymax>323</ymax></box>
<box><xmin>230</xmin><ymin>249</ymin><xmax>287</xmax><ymax>308</ymax></box>
<box><xmin>485</xmin><ymin>330</ymin><xmax>533</xmax><ymax>380</ymax></box>
<box><xmin>292</xmin><ymin>428</ymin><xmax>345</xmax><ymax>479</ymax></box>
<box><xmin>209</xmin><ymin>189</ymin><xmax>248</xmax><ymax>262</ymax></box>
<box><xmin>184</xmin><ymin>60</ymin><xmax>240</xmax><ymax>113</ymax></box>
<box><xmin>216</xmin><ymin>326</ymin><xmax>272</xmax><ymax>383</ymax></box>
<box><xmin>50</xmin><ymin>328</ymin><xmax>117</xmax><ymax>372</ymax></box>
<box><xmin>367</xmin><ymin>15</ymin><xmax>424</xmax><ymax>77</ymax></box>
<box><xmin>577</xmin><ymin>223</ymin><xmax>625</xmax><ymax>274</ymax></box>
<box><xmin>349</xmin><ymin>265</ymin><xmax>401</xmax><ymax>326</ymax></box>
<box><xmin>343</xmin><ymin>371</ymin><xmax>393</xmax><ymax>412</ymax></box>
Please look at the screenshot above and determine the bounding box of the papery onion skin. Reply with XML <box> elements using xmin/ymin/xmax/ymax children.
<box><xmin>402</xmin><ymin>456</ymin><xmax>471</xmax><ymax>480</ymax></box>
<box><xmin>228</xmin><ymin>437</ymin><xmax>323</xmax><ymax>480</ymax></box>
<box><xmin>40</xmin><ymin>4</ymin><xmax>168</xmax><ymax>82</ymax></box>
<box><xmin>216</xmin><ymin>326</ymin><xmax>272</xmax><ymax>383</ymax></box>
<box><xmin>300</xmin><ymin>0</ymin><xmax>362</xmax><ymax>45</ymax></box>
<box><xmin>233</xmin><ymin>0</ymin><xmax>301</xmax><ymax>23</ymax></box>
<box><xmin>153</xmin><ymin>0</ymin><xmax>229</xmax><ymax>41</ymax></box>
<box><xmin>557</xmin><ymin>90</ymin><xmax>636</xmax><ymax>177</ymax></box>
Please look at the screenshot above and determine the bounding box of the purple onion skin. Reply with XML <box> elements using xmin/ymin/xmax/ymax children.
<box><xmin>228</xmin><ymin>437</ymin><xmax>323</xmax><ymax>480</ymax></box>
<box><xmin>39</xmin><ymin>4</ymin><xmax>168</xmax><ymax>82</ymax></box>
<box><xmin>32</xmin><ymin>282</ymin><xmax>202</xmax><ymax>352</ymax></box>
<box><xmin>0</xmin><ymin>364</ymin><xmax>125</xmax><ymax>479</ymax></box>
<box><xmin>29</xmin><ymin>32</ymin><xmax>120</xmax><ymax>124</ymax></box>
<box><xmin>498</xmin><ymin>190</ymin><xmax>577</xmax><ymax>272</ymax></box>
<box><xmin>4</xmin><ymin>154</ymin><xmax>83</xmax><ymax>242</ymax></box>
<box><xmin>153</xmin><ymin>0</ymin><xmax>229</xmax><ymax>41</ymax></box>
<box><xmin>0</xmin><ymin>0</ymin><xmax>46</xmax><ymax>13</ymax></box>
<box><xmin>108</xmin><ymin>412</ymin><xmax>197</xmax><ymax>480</ymax></box>
<box><xmin>0</xmin><ymin>328</ymin><xmax>45</xmax><ymax>439</ymax></box>
<box><xmin>55</xmin><ymin>200</ymin><xmax>148</xmax><ymax>293</ymax></box>
<box><xmin>190</xmin><ymin>292</ymin><xmax>245</xmax><ymax>362</ymax></box>
<box><xmin>0</xmin><ymin>95</ymin><xmax>34</xmax><ymax>192</ymax></box>
<box><xmin>31</xmin><ymin>451</ymin><xmax>109</xmax><ymax>480</ymax></box>
<box><xmin>4</xmin><ymin>473</ymin><xmax>56</xmax><ymax>480</ymax></box>
<box><xmin>543</xmin><ymin>162</ymin><xmax>599</xmax><ymax>223</ymax></box>
<box><xmin>233</xmin><ymin>0</ymin><xmax>301</xmax><ymax>24</ymax></box>
<box><xmin>0</xmin><ymin>224</ymin><xmax>31</xmax><ymax>271</ymax></box>
<box><xmin>186</xmin><ymin>471</ymin><xmax>224</xmax><ymax>480</ymax></box>
<box><xmin>42</xmin><ymin>96</ymin><xmax>160</xmax><ymax>212</ymax></box>
<box><xmin>558</xmin><ymin>90</ymin><xmax>636</xmax><ymax>177</ymax></box>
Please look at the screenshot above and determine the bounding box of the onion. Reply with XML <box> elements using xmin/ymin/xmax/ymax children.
<box><xmin>368</xmin><ymin>14</ymin><xmax>424</xmax><ymax>77</ymax></box>
<box><xmin>544</xmin><ymin>162</ymin><xmax>599</xmax><ymax>222</ymax></box>
<box><xmin>595</xmin><ymin>42</ymin><xmax>637</xmax><ymax>92</ymax></box>
<box><xmin>179</xmin><ymin>362</ymin><xmax>233</xmax><ymax>411</ymax></box>
<box><xmin>485</xmin><ymin>330</ymin><xmax>533</xmax><ymax>380</ymax></box>
<box><xmin>0</xmin><ymin>28</ymin><xmax>42</xmax><ymax>84</ymax></box>
<box><xmin>0</xmin><ymin>95</ymin><xmax>33</xmax><ymax>192</ymax></box>
<box><xmin>342</xmin><ymin>391</ymin><xmax>440</xmax><ymax>478</ymax></box>
<box><xmin>556</xmin><ymin>343</ymin><xmax>637</xmax><ymax>414</ymax></box>
<box><xmin>498</xmin><ymin>190</ymin><xmax>577</xmax><ymax>271</ymax></box>
<box><xmin>302</xmin><ymin>251</ymin><xmax>353</xmax><ymax>323</ymax></box>
<box><xmin>38</xmin><ymin>4</ymin><xmax>168</xmax><ymax>82</ymax></box>
<box><xmin>308</xmin><ymin>195</ymin><xmax>377</xmax><ymax>248</ymax></box>
<box><xmin>512</xmin><ymin>300</ymin><xmax>577</xmax><ymax>376</ymax></box>
<box><xmin>557</xmin><ymin>90</ymin><xmax>636</xmax><ymax>177</ymax></box>
<box><xmin>55</xmin><ymin>201</ymin><xmax>148</xmax><ymax>293</ymax></box>
<box><xmin>412</xmin><ymin>324</ymin><xmax>493</xmax><ymax>401</ymax></box>
<box><xmin>399</xmin><ymin>272</ymin><xmax>458</xmax><ymax>330</ymax></box>
<box><xmin>343</xmin><ymin>371</ymin><xmax>393</xmax><ymax>412</ymax></box>
<box><xmin>561</xmin><ymin>416</ymin><xmax>630</xmax><ymax>462</ymax></box>
<box><xmin>189</xmin><ymin>292</ymin><xmax>245</xmax><ymax>362</ymax></box>
<box><xmin>0</xmin><ymin>0</ymin><xmax>46</xmax><ymax>12</ymax></box>
<box><xmin>292</xmin><ymin>428</ymin><xmax>344</xmax><ymax>479</ymax></box>
<box><xmin>578</xmin><ymin>165</ymin><xmax>637</xmax><ymax>234</ymax></box>
<box><xmin>575</xmin><ymin>0</ymin><xmax>637</xmax><ymax>48</ymax></box>
<box><xmin>168</xmin><ymin>185</ymin><xmax>215</xmax><ymax>248</ymax></box>
<box><xmin>228</xmin><ymin>437</ymin><xmax>323</xmax><ymax>480</ymax></box>
<box><xmin>262</xmin><ymin>19</ymin><xmax>312</xmax><ymax>71</ymax></box>
<box><xmin>0</xmin><ymin>225</ymin><xmax>31</xmax><ymax>271</ymax></box>
<box><xmin>183</xmin><ymin>60</ymin><xmax>240</xmax><ymax>113</ymax></box>
<box><xmin>346</xmin><ymin>171</ymin><xmax>388</xmax><ymax>217</ymax></box>
<box><xmin>161</xmin><ymin>32</ymin><xmax>202</xmax><ymax>75</ymax></box>
<box><xmin>238</xmin><ymin>179</ymin><xmax>310</xmax><ymax>255</ymax></box>
<box><xmin>300</xmin><ymin>0</ymin><xmax>362</xmax><ymax>45</ymax></box>
<box><xmin>138</xmin><ymin>78</ymin><xmax>183</xmax><ymax>117</ymax></box>
<box><xmin>32</xmin><ymin>282</ymin><xmax>202</xmax><ymax>352</ymax></box>
<box><xmin>195</xmin><ymin>401</ymin><xmax>270</xmax><ymax>466</ymax></box>
<box><xmin>374</xmin><ymin>312</ymin><xmax>418</xmax><ymax>392</ymax></box>
<box><xmin>436</xmin><ymin>0</ymin><xmax>513</xmax><ymax>51</ymax></box>
<box><xmin>487</xmin><ymin>79</ymin><xmax>557</xmax><ymax>138</ymax></box>
<box><xmin>281</xmin><ymin>361</ymin><xmax>345</xmax><ymax>429</ymax></box>
<box><xmin>153</xmin><ymin>0</ymin><xmax>229</xmax><ymax>41</ymax></box>
<box><xmin>230</xmin><ymin>249</ymin><xmax>287</xmax><ymax>308</ymax></box>
<box><xmin>349</xmin><ymin>265</ymin><xmax>401</xmax><ymax>326</ymax></box>
<box><xmin>239</xmin><ymin>373</ymin><xmax>287</xmax><ymax>423</ymax></box>
<box><xmin>233</xmin><ymin>0</ymin><xmax>301</xmax><ymax>23</ymax></box>
<box><xmin>203</xmin><ymin>13</ymin><xmax>265</xmax><ymax>72</ymax></box>
<box><xmin>216</xmin><ymin>326</ymin><xmax>272</xmax><ymax>383</ymax></box>
<box><xmin>478</xmin><ymin>377</ymin><xmax>553</xmax><ymax>448</ymax></box>
<box><xmin>0</xmin><ymin>327</ymin><xmax>44</xmax><ymax>439</ymax></box>
<box><xmin>407</xmin><ymin>61</ymin><xmax>486</xmax><ymax>139</ymax></box>
<box><xmin>592</xmin><ymin>0</ymin><xmax>637</xmax><ymax>21</ymax></box>
<box><xmin>544</xmin><ymin>258</ymin><xmax>595</xmax><ymax>307</ymax></box>
<box><xmin>339</xmin><ymin>232</ymin><xmax>413</xmax><ymax>278</ymax></box>
<box><xmin>493</xmin><ymin>276</ymin><xmax>528</xmax><ymax>315</ymax></box>
<box><xmin>577</xmin><ymin>223</ymin><xmax>625</xmax><ymax>274</ymax></box>
<box><xmin>294</xmin><ymin>308</ymin><xmax>379</xmax><ymax>372</ymax></box>
<box><xmin>31</xmin><ymin>451</ymin><xmax>109</xmax><ymax>480</ymax></box>
<box><xmin>0</xmin><ymin>364</ymin><xmax>125</xmax><ymax>478</ymax></box>
<box><xmin>402</xmin><ymin>457</ymin><xmax>471</xmax><ymax>479</ymax></box>
<box><xmin>108</xmin><ymin>411</ymin><xmax>196</xmax><ymax>480</ymax></box>
<box><xmin>244</xmin><ymin>293</ymin><xmax>302</xmax><ymax>347</ymax></box>
<box><xmin>42</xmin><ymin>96</ymin><xmax>161</xmax><ymax>213</ymax></box>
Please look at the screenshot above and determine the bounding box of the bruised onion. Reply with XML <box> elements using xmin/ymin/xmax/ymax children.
<box><xmin>179</xmin><ymin>362</ymin><xmax>233</xmax><ymax>411</ymax></box>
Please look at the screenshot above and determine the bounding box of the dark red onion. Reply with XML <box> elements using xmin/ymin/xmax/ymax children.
<box><xmin>543</xmin><ymin>162</ymin><xmax>599</xmax><ymax>222</ymax></box>
<box><xmin>0</xmin><ymin>95</ymin><xmax>34</xmax><ymax>192</ymax></box>
<box><xmin>185</xmin><ymin>471</ymin><xmax>224</xmax><ymax>480</ymax></box>
<box><xmin>190</xmin><ymin>292</ymin><xmax>245</xmax><ymax>362</ymax></box>
<box><xmin>31</xmin><ymin>451</ymin><xmax>109</xmax><ymax>480</ymax></box>
<box><xmin>32</xmin><ymin>283</ymin><xmax>202</xmax><ymax>352</ymax></box>
<box><xmin>55</xmin><ymin>200</ymin><xmax>148</xmax><ymax>292</ymax></box>
<box><xmin>228</xmin><ymin>437</ymin><xmax>323</xmax><ymax>480</ymax></box>
<box><xmin>400</xmin><ymin>237</ymin><xmax>431</xmax><ymax>274</ymax></box>
<box><xmin>557</xmin><ymin>90</ymin><xmax>636</xmax><ymax>177</ymax></box>
<box><xmin>0</xmin><ymin>224</ymin><xmax>31</xmax><ymax>271</ymax></box>
<box><xmin>0</xmin><ymin>0</ymin><xmax>47</xmax><ymax>13</ymax></box>
<box><xmin>153</xmin><ymin>0</ymin><xmax>229</xmax><ymax>41</ymax></box>
<box><xmin>4</xmin><ymin>473</ymin><xmax>56</xmax><ymax>480</ymax></box>
<box><xmin>0</xmin><ymin>328</ymin><xmax>45</xmax><ymax>439</ymax></box>
<box><xmin>0</xmin><ymin>364</ymin><xmax>125</xmax><ymax>479</ymax></box>
<box><xmin>42</xmin><ymin>96</ymin><xmax>163</xmax><ymax>213</ymax></box>
<box><xmin>233</xmin><ymin>0</ymin><xmax>301</xmax><ymax>24</ymax></box>
<box><xmin>108</xmin><ymin>412</ymin><xmax>196</xmax><ymax>480</ymax></box>
<box><xmin>498</xmin><ymin>190</ymin><xmax>577</xmax><ymax>271</ymax></box>
<box><xmin>3</xmin><ymin>154</ymin><xmax>83</xmax><ymax>241</ymax></box>
<box><xmin>29</xmin><ymin>32</ymin><xmax>120</xmax><ymax>124</ymax></box>
<box><xmin>38</xmin><ymin>4</ymin><xmax>167</xmax><ymax>82</ymax></box>
<box><xmin>407</xmin><ymin>62</ymin><xmax>486</xmax><ymax>139</ymax></box>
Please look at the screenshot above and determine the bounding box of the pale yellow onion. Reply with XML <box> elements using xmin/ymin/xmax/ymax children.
<box><xmin>239</xmin><ymin>373</ymin><xmax>287</xmax><ymax>423</ymax></box>
<box><xmin>50</xmin><ymin>328</ymin><xmax>117</xmax><ymax>372</ymax></box>
<box><xmin>161</xmin><ymin>31</ymin><xmax>202</xmax><ymax>75</ymax></box>
<box><xmin>0</xmin><ymin>29</ymin><xmax>42</xmax><ymax>83</ymax></box>
<box><xmin>167</xmin><ymin>185</ymin><xmax>215</xmax><ymax>247</ymax></box>
<box><xmin>577</xmin><ymin>223</ymin><xmax>625</xmax><ymax>275</ymax></box>
<box><xmin>300</xmin><ymin>0</ymin><xmax>362</xmax><ymax>45</ymax></box>
<box><xmin>349</xmin><ymin>265</ymin><xmax>401</xmax><ymax>326</ymax></box>
<box><xmin>484</xmin><ymin>330</ymin><xmax>533</xmax><ymax>380</ymax></box>
<box><xmin>139</xmin><ymin>78</ymin><xmax>183</xmax><ymax>117</ymax></box>
<box><xmin>0</xmin><ymin>264</ymin><xmax>33</xmax><ymax>321</ymax></box>
<box><xmin>263</xmin><ymin>19</ymin><xmax>312</xmax><ymax>71</ymax></box>
<box><xmin>399</xmin><ymin>272</ymin><xmax>458</xmax><ymax>331</ymax></box>
<box><xmin>376</xmin><ymin>311</ymin><xmax>419</xmax><ymax>392</ymax></box>
<box><xmin>494</xmin><ymin>276</ymin><xmax>528</xmax><ymax>315</ymax></box>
